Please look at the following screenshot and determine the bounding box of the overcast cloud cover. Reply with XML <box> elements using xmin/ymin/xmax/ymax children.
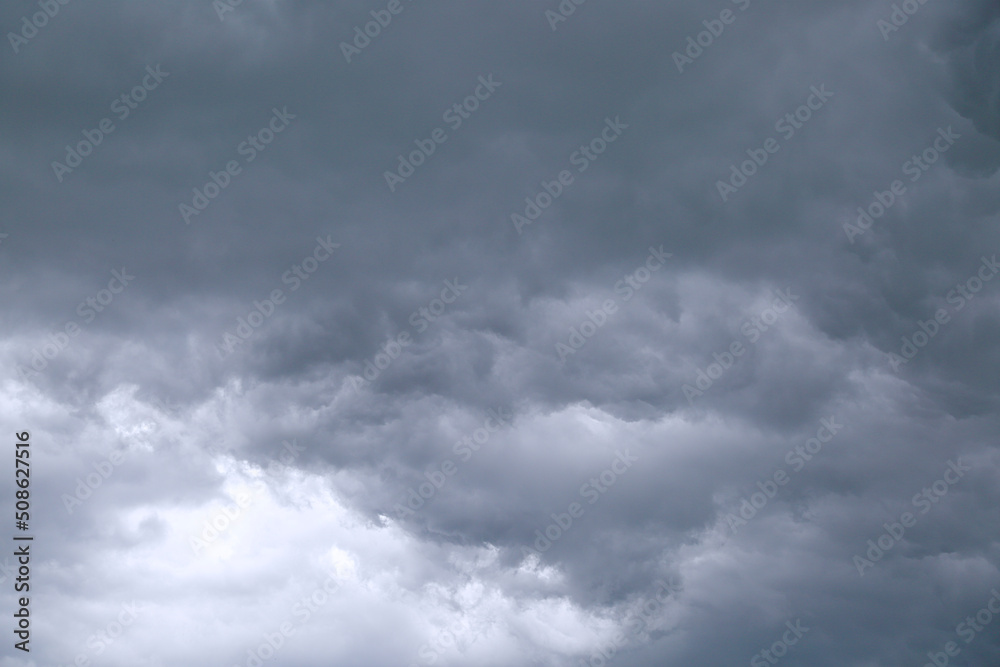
<box><xmin>1</xmin><ymin>0</ymin><xmax>1000</xmax><ymax>665</ymax></box>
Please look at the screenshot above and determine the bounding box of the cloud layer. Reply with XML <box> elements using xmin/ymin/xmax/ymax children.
<box><xmin>1</xmin><ymin>0</ymin><xmax>999</xmax><ymax>665</ymax></box>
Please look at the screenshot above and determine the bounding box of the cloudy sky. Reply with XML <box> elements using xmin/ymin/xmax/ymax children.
<box><xmin>2</xmin><ymin>0</ymin><xmax>1000</xmax><ymax>665</ymax></box>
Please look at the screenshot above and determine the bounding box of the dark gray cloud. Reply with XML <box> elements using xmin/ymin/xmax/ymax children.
<box><xmin>2</xmin><ymin>0</ymin><xmax>999</xmax><ymax>665</ymax></box>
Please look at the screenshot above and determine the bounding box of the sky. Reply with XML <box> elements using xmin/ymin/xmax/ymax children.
<box><xmin>1</xmin><ymin>0</ymin><xmax>1000</xmax><ymax>665</ymax></box>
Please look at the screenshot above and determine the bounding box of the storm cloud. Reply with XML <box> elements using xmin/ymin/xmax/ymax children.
<box><xmin>1</xmin><ymin>0</ymin><xmax>999</xmax><ymax>665</ymax></box>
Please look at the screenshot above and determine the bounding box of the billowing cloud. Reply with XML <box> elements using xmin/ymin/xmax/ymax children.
<box><xmin>1</xmin><ymin>0</ymin><xmax>999</xmax><ymax>665</ymax></box>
